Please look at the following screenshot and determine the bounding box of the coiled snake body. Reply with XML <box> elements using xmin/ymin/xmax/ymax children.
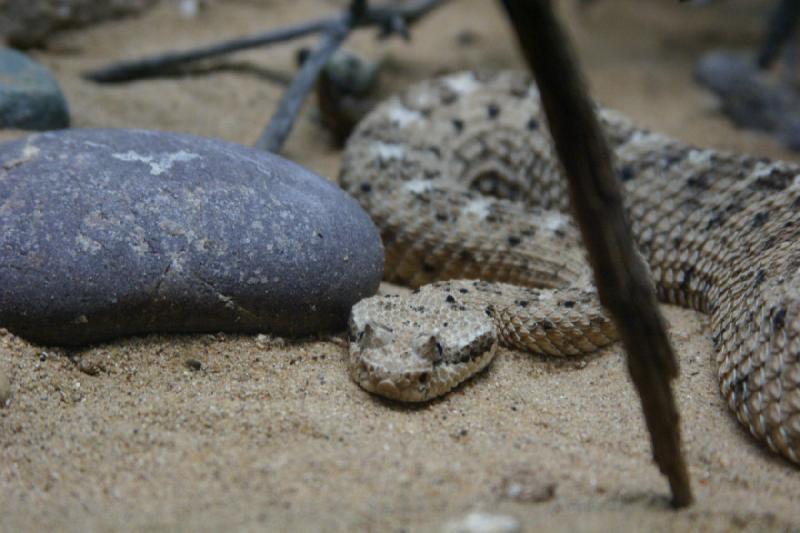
<box><xmin>339</xmin><ymin>71</ymin><xmax>800</xmax><ymax>464</ymax></box>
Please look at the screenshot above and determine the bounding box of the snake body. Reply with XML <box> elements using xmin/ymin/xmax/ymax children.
<box><xmin>339</xmin><ymin>71</ymin><xmax>800</xmax><ymax>464</ymax></box>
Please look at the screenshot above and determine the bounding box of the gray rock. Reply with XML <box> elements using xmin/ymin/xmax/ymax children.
<box><xmin>0</xmin><ymin>129</ymin><xmax>383</xmax><ymax>346</ymax></box>
<box><xmin>0</xmin><ymin>48</ymin><xmax>69</xmax><ymax>131</ymax></box>
<box><xmin>694</xmin><ymin>50</ymin><xmax>800</xmax><ymax>150</ymax></box>
<box><xmin>0</xmin><ymin>0</ymin><xmax>158</xmax><ymax>48</ymax></box>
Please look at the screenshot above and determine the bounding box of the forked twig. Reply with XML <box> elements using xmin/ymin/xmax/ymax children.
<box><xmin>83</xmin><ymin>0</ymin><xmax>448</xmax><ymax>152</ymax></box>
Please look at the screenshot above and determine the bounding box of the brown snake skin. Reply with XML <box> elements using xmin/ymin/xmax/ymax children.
<box><xmin>339</xmin><ymin>71</ymin><xmax>800</xmax><ymax>464</ymax></box>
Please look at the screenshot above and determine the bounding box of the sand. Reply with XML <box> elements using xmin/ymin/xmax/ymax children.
<box><xmin>2</xmin><ymin>0</ymin><xmax>800</xmax><ymax>531</ymax></box>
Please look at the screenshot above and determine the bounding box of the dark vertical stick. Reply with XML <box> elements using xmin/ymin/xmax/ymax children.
<box><xmin>254</xmin><ymin>21</ymin><xmax>351</xmax><ymax>152</ymax></box>
<box><xmin>757</xmin><ymin>0</ymin><xmax>800</xmax><ymax>69</ymax></box>
<box><xmin>500</xmin><ymin>0</ymin><xmax>692</xmax><ymax>507</ymax></box>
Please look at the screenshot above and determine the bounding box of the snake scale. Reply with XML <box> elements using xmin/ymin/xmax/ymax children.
<box><xmin>339</xmin><ymin>71</ymin><xmax>800</xmax><ymax>464</ymax></box>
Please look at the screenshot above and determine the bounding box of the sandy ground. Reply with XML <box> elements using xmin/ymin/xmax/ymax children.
<box><xmin>2</xmin><ymin>0</ymin><xmax>800</xmax><ymax>531</ymax></box>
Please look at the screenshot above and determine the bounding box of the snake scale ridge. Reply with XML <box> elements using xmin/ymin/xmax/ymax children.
<box><xmin>339</xmin><ymin>71</ymin><xmax>800</xmax><ymax>464</ymax></box>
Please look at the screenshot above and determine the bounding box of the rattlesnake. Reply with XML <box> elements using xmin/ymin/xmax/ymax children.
<box><xmin>339</xmin><ymin>70</ymin><xmax>800</xmax><ymax>464</ymax></box>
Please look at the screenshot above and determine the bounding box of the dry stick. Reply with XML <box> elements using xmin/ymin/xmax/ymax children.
<box><xmin>255</xmin><ymin>21</ymin><xmax>350</xmax><ymax>152</ymax></box>
<box><xmin>757</xmin><ymin>0</ymin><xmax>800</xmax><ymax>69</ymax></box>
<box><xmin>499</xmin><ymin>0</ymin><xmax>693</xmax><ymax>507</ymax></box>
<box><xmin>83</xmin><ymin>0</ymin><xmax>446</xmax><ymax>83</ymax></box>
<box><xmin>83</xmin><ymin>17</ymin><xmax>337</xmax><ymax>83</ymax></box>
<box><xmin>253</xmin><ymin>0</ymin><xmax>447</xmax><ymax>152</ymax></box>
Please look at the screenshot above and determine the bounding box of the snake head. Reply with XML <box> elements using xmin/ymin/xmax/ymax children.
<box><xmin>347</xmin><ymin>286</ymin><xmax>498</xmax><ymax>402</ymax></box>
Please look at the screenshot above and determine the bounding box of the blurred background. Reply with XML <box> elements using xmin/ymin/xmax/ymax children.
<box><xmin>0</xmin><ymin>0</ymin><xmax>790</xmax><ymax>177</ymax></box>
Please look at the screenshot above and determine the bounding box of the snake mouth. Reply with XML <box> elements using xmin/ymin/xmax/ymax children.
<box><xmin>349</xmin><ymin>340</ymin><xmax>498</xmax><ymax>402</ymax></box>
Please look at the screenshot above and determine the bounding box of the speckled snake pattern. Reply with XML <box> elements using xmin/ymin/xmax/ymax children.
<box><xmin>339</xmin><ymin>71</ymin><xmax>800</xmax><ymax>464</ymax></box>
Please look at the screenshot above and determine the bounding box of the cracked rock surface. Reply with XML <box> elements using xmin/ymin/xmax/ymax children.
<box><xmin>0</xmin><ymin>129</ymin><xmax>383</xmax><ymax>345</ymax></box>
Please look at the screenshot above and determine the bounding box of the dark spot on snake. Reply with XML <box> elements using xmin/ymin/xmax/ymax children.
<box><xmin>792</xmin><ymin>196</ymin><xmax>800</xmax><ymax>210</ymax></box>
<box><xmin>487</xmin><ymin>104</ymin><xmax>500</xmax><ymax>119</ymax></box>
<box><xmin>554</xmin><ymin>228</ymin><xmax>566</xmax><ymax>238</ymax></box>
<box><xmin>428</xmin><ymin>146</ymin><xmax>441</xmax><ymax>158</ymax></box>
<box><xmin>412</xmin><ymin>288</ymin><xmax>421</xmax><ymax>294</ymax></box>
<box><xmin>435</xmin><ymin>342</ymin><xmax>444</xmax><ymax>357</ymax></box>
<box><xmin>460</xmin><ymin>250</ymin><xmax>473</xmax><ymax>262</ymax></box>
<box><xmin>359</xmin><ymin>182</ymin><xmax>372</xmax><ymax>193</ymax></box>
<box><xmin>484</xmin><ymin>305</ymin><xmax>495</xmax><ymax>317</ymax></box>
<box><xmin>459</xmin><ymin>288</ymin><xmax>469</xmax><ymax>294</ymax></box>
<box><xmin>419</xmin><ymin>372</ymin><xmax>429</xmax><ymax>383</ymax></box>
<box><xmin>679</xmin><ymin>267</ymin><xmax>694</xmax><ymax>291</ymax></box>
<box><xmin>753</xmin><ymin>168</ymin><xmax>792</xmax><ymax>192</ymax></box>
<box><xmin>772</xmin><ymin>308</ymin><xmax>787</xmax><ymax>329</ymax></box>
<box><xmin>442</xmin><ymin>91</ymin><xmax>458</xmax><ymax>105</ymax></box>
<box><xmin>436</xmin><ymin>212</ymin><xmax>448</xmax><ymax>222</ymax></box>
<box><xmin>562</xmin><ymin>300</ymin><xmax>575</xmax><ymax>308</ymax></box>
<box><xmin>521</xmin><ymin>228</ymin><xmax>535</xmax><ymax>237</ymax></box>
<box><xmin>526</xmin><ymin>117</ymin><xmax>539</xmax><ymax>130</ymax></box>
<box><xmin>706</xmin><ymin>212</ymin><xmax>723</xmax><ymax>230</ymax></box>
<box><xmin>761</xmin><ymin>235</ymin><xmax>777</xmax><ymax>253</ymax></box>
<box><xmin>663</xmin><ymin>152</ymin><xmax>685</xmax><ymax>167</ymax></box>
<box><xmin>619</xmin><ymin>165</ymin><xmax>635</xmax><ymax>182</ymax></box>
<box><xmin>752</xmin><ymin>211</ymin><xmax>769</xmax><ymax>228</ymax></box>
<box><xmin>422</xmin><ymin>263</ymin><xmax>436</xmax><ymax>273</ymax></box>
<box><xmin>507</xmin><ymin>235</ymin><xmax>521</xmax><ymax>247</ymax></box>
<box><xmin>516</xmin><ymin>300</ymin><xmax>529</xmax><ymax>308</ymax></box>
<box><xmin>446</xmin><ymin>294</ymin><xmax>456</xmax><ymax>304</ymax></box>
<box><xmin>754</xmin><ymin>269</ymin><xmax>766</xmax><ymax>287</ymax></box>
<box><xmin>687</xmin><ymin>173</ymin><xmax>711</xmax><ymax>190</ymax></box>
<box><xmin>541</xmin><ymin>320</ymin><xmax>554</xmax><ymax>330</ymax></box>
<box><xmin>452</xmin><ymin>118</ymin><xmax>464</xmax><ymax>133</ymax></box>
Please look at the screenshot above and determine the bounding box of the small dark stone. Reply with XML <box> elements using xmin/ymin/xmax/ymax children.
<box><xmin>0</xmin><ymin>48</ymin><xmax>69</xmax><ymax>130</ymax></box>
<box><xmin>184</xmin><ymin>359</ymin><xmax>203</xmax><ymax>371</ymax></box>
<box><xmin>0</xmin><ymin>129</ymin><xmax>383</xmax><ymax>345</ymax></box>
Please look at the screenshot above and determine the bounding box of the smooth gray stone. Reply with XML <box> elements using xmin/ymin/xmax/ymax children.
<box><xmin>0</xmin><ymin>48</ymin><xmax>69</xmax><ymax>130</ymax></box>
<box><xmin>0</xmin><ymin>129</ymin><xmax>383</xmax><ymax>345</ymax></box>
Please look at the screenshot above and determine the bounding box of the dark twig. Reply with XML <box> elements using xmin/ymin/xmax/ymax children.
<box><xmin>500</xmin><ymin>0</ymin><xmax>693</xmax><ymax>507</ymax></box>
<box><xmin>83</xmin><ymin>0</ymin><xmax>447</xmax><ymax>152</ymax></box>
<box><xmin>255</xmin><ymin>20</ymin><xmax>350</xmax><ymax>152</ymax></box>
<box><xmin>83</xmin><ymin>17</ymin><xmax>338</xmax><ymax>83</ymax></box>
<box><xmin>757</xmin><ymin>0</ymin><xmax>800</xmax><ymax>69</ymax></box>
<box><xmin>84</xmin><ymin>0</ymin><xmax>446</xmax><ymax>83</ymax></box>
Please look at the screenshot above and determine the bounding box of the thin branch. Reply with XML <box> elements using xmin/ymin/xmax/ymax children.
<box><xmin>757</xmin><ymin>0</ymin><xmax>800</xmax><ymax>69</ymax></box>
<box><xmin>83</xmin><ymin>0</ymin><xmax>447</xmax><ymax>83</ymax></box>
<box><xmin>500</xmin><ymin>0</ymin><xmax>693</xmax><ymax>507</ymax></box>
<box><xmin>83</xmin><ymin>17</ymin><xmax>338</xmax><ymax>83</ymax></box>
<box><xmin>255</xmin><ymin>20</ymin><xmax>351</xmax><ymax>152</ymax></box>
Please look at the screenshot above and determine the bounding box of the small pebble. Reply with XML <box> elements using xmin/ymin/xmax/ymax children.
<box><xmin>442</xmin><ymin>511</ymin><xmax>520</xmax><ymax>533</ymax></box>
